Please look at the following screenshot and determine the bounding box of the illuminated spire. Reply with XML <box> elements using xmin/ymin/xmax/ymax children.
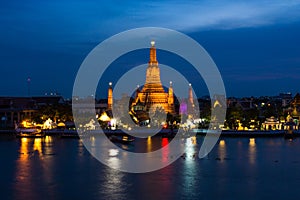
<box><xmin>188</xmin><ymin>83</ymin><xmax>193</xmax><ymax>105</ymax></box>
<box><xmin>144</xmin><ymin>41</ymin><xmax>161</xmax><ymax>85</ymax></box>
<box><xmin>168</xmin><ymin>81</ymin><xmax>174</xmax><ymax>105</ymax></box>
<box><xmin>149</xmin><ymin>40</ymin><xmax>158</xmax><ymax>64</ymax></box>
<box><xmin>108</xmin><ymin>82</ymin><xmax>113</xmax><ymax>110</ymax></box>
<box><xmin>188</xmin><ymin>83</ymin><xmax>195</xmax><ymax>117</ymax></box>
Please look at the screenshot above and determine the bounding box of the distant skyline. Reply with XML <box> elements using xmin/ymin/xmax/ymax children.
<box><xmin>1</xmin><ymin>0</ymin><xmax>300</xmax><ymax>98</ymax></box>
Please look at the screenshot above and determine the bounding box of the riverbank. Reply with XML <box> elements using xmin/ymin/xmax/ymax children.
<box><xmin>197</xmin><ymin>130</ymin><xmax>287</xmax><ymax>137</ymax></box>
<box><xmin>1</xmin><ymin>128</ymin><xmax>298</xmax><ymax>138</ymax></box>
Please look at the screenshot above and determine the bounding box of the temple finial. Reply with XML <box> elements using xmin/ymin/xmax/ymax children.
<box><xmin>151</xmin><ymin>40</ymin><xmax>155</xmax><ymax>47</ymax></box>
<box><xmin>149</xmin><ymin>41</ymin><xmax>157</xmax><ymax>63</ymax></box>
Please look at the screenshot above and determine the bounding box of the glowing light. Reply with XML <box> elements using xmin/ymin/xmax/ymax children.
<box><xmin>21</xmin><ymin>120</ymin><xmax>33</xmax><ymax>128</ymax></box>
<box><xmin>146</xmin><ymin>136</ymin><xmax>151</xmax><ymax>152</ymax></box>
<box><xmin>162</xmin><ymin>138</ymin><xmax>169</xmax><ymax>147</ymax></box>
<box><xmin>219</xmin><ymin>140</ymin><xmax>225</xmax><ymax>147</ymax></box>
<box><xmin>110</xmin><ymin>118</ymin><xmax>117</xmax><ymax>130</ymax></box>
<box><xmin>34</xmin><ymin>138</ymin><xmax>42</xmax><ymax>155</ymax></box>
<box><xmin>57</xmin><ymin>122</ymin><xmax>65</xmax><ymax>127</ymax></box>
<box><xmin>191</xmin><ymin>136</ymin><xmax>197</xmax><ymax>145</ymax></box>
<box><xmin>218</xmin><ymin>139</ymin><xmax>227</xmax><ymax>162</ymax></box>
<box><xmin>109</xmin><ymin>82</ymin><xmax>112</xmax><ymax>86</ymax></box>
<box><xmin>84</xmin><ymin>119</ymin><xmax>96</xmax><ymax>130</ymax></box>
<box><xmin>249</xmin><ymin>138</ymin><xmax>256</xmax><ymax>164</ymax></box>
<box><xmin>122</xmin><ymin>136</ymin><xmax>129</xmax><ymax>141</ymax></box>
<box><xmin>249</xmin><ymin>138</ymin><xmax>255</xmax><ymax>147</ymax></box>
<box><xmin>186</xmin><ymin>137</ymin><xmax>193</xmax><ymax>146</ymax></box>
<box><xmin>161</xmin><ymin>138</ymin><xmax>170</xmax><ymax>163</ymax></box>
<box><xmin>21</xmin><ymin>137</ymin><xmax>27</xmax><ymax>143</ymax></box>
<box><xmin>19</xmin><ymin>137</ymin><xmax>29</xmax><ymax>161</ymax></box>
<box><xmin>99</xmin><ymin>112</ymin><xmax>110</xmax><ymax>122</ymax></box>
<box><xmin>151</xmin><ymin>40</ymin><xmax>155</xmax><ymax>46</ymax></box>
<box><xmin>45</xmin><ymin>135</ymin><xmax>52</xmax><ymax>143</ymax></box>
<box><xmin>43</xmin><ymin>118</ymin><xmax>53</xmax><ymax>129</ymax></box>
<box><xmin>109</xmin><ymin>149</ymin><xmax>119</xmax><ymax>157</ymax></box>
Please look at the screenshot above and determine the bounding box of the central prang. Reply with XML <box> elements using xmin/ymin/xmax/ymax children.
<box><xmin>129</xmin><ymin>41</ymin><xmax>175</xmax><ymax>125</ymax></box>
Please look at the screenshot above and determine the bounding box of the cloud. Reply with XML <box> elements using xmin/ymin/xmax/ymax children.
<box><xmin>124</xmin><ymin>0</ymin><xmax>300</xmax><ymax>31</ymax></box>
<box><xmin>225</xmin><ymin>70</ymin><xmax>300</xmax><ymax>81</ymax></box>
<box><xmin>2</xmin><ymin>0</ymin><xmax>300</xmax><ymax>41</ymax></box>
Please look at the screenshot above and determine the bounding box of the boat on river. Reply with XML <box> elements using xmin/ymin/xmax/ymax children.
<box><xmin>109</xmin><ymin>135</ymin><xmax>134</xmax><ymax>144</ymax></box>
<box><xmin>15</xmin><ymin>127</ymin><xmax>45</xmax><ymax>138</ymax></box>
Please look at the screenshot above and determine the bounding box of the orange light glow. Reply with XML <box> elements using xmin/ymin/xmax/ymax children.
<box><xmin>33</xmin><ymin>138</ymin><xmax>42</xmax><ymax>155</ymax></box>
<box><xmin>147</xmin><ymin>136</ymin><xmax>152</xmax><ymax>152</ymax></box>
<box><xmin>219</xmin><ymin>139</ymin><xmax>225</xmax><ymax>147</ymax></box>
<box><xmin>20</xmin><ymin>137</ymin><xmax>29</xmax><ymax>161</ymax></box>
<box><xmin>249</xmin><ymin>138</ymin><xmax>255</xmax><ymax>147</ymax></box>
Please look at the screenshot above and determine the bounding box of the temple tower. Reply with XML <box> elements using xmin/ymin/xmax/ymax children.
<box><xmin>168</xmin><ymin>81</ymin><xmax>174</xmax><ymax>105</ymax></box>
<box><xmin>141</xmin><ymin>41</ymin><xmax>165</xmax><ymax>93</ymax></box>
<box><xmin>131</xmin><ymin>41</ymin><xmax>175</xmax><ymax>115</ymax></box>
<box><xmin>187</xmin><ymin>83</ymin><xmax>195</xmax><ymax>117</ymax></box>
<box><xmin>107</xmin><ymin>82</ymin><xmax>113</xmax><ymax>110</ymax></box>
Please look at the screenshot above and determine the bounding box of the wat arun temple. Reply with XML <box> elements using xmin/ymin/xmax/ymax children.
<box><xmin>130</xmin><ymin>41</ymin><xmax>175</xmax><ymax>116</ymax></box>
<box><xmin>106</xmin><ymin>41</ymin><xmax>196</xmax><ymax>125</ymax></box>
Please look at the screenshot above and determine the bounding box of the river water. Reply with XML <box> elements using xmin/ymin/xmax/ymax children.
<box><xmin>0</xmin><ymin>134</ymin><xmax>299</xmax><ymax>200</ymax></box>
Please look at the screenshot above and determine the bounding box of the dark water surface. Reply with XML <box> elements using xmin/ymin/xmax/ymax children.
<box><xmin>0</xmin><ymin>134</ymin><xmax>300</xmax><ymax>200</ymax></box>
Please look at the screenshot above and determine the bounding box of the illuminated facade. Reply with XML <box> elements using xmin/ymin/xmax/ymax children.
<box><xmin>131</xmin><ymin>41</ymin><xmax>175</xmax><ymax>115</ymax></box>
<box><xmin>262</xmin><ymin>116</ymin><xmax>282</xmax><ymax>130</ymax></box>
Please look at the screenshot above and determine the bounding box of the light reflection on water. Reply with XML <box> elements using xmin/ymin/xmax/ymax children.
<box><xmin>147</xmin><ymin>136</ymin><xmax>152</xmax><ymax>152</ymax></box>
<box><xmin>33</xmin><ymin>138</ymin><xmax>42</xmax><ymax>156</ymax></box>
<box><xmin>249</xmin><ymin>138</ymin><xmax>256</xmax><ymax>165</ymax></box>
<box><xmin>1</xmin><ymin>135</ymin><xmax>300</xmax><ymax>199</ymax></box>
<box><xmin>161</xmin><ymin>138</ymin><xmax>169</xmax><ymax>163</ymax></box>
<box><xmin>218</xmin><ymin>139</ymin><xmax>227</xmax><ymax>162</ymax></box>
<box><xmin>14</xmin><ymin>137</ymin><xmax>56</xmax><ymax>199</ymax></box>
<box><xmin>180</xmin><ymin>136</ymin><xmax>198</xmax><ymax>199</ymax></box>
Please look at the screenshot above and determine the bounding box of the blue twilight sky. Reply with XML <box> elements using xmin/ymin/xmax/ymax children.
<box><xmin>1</xmin><ymin>0</ymin><xmax>300</xmax><ymax>98</ymax></box>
